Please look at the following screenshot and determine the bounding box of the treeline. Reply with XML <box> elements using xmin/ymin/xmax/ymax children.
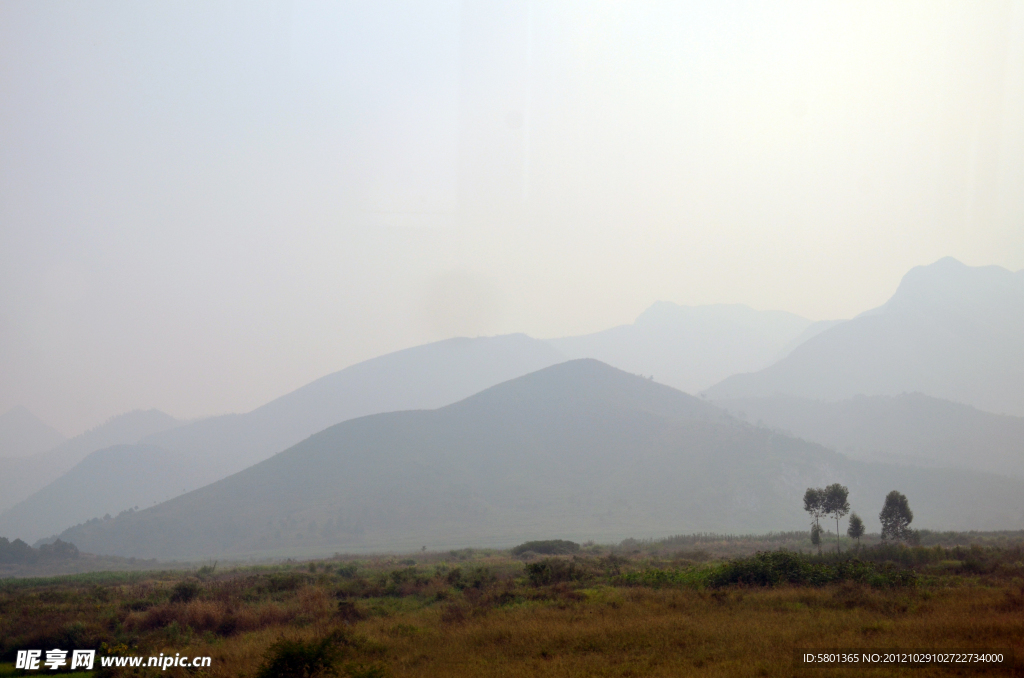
<box><xmin>0</xmin><ymin>537</ymin><xmax>79</xmax><ymax>564</ymax></box>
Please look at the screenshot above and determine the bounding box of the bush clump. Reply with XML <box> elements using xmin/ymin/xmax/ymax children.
<box><xmin>169</xmin><ymin>580</ymin><xmax>201</xmax><ymax>603</ymax></box>
<box><xmin>256</xmin><ymin>632</ymin><xmax>348</xmax><ymax>678</ymax></box>
<box><xmin>617</xmin><ymin>551</ymin><xmax>918</xmax><ymax>590</ymax></box>
<box><xmin>511</xmin><ymin>540</ymin><xmax>580</xmax><ymax>556</ymax></box>
<box><xmin>707</xmin><ymin>551</ymin><xmax>917</xmax><ymax>589</ymax></box>
<box><xmin>525</xmin><ymin>558</ymin><xmax>592</xmax><ymax>586</ymax></box>
<box><xmin>255</xmin><ymin>630</ymin><xmax>384</xmax><ymax>678</ymax></box>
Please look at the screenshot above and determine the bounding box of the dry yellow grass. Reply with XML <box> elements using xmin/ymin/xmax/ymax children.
<box><xmin>3</xmin><ymin>545</ymin><xmax>1023</xmax><ymax>677</ymax></box>
<box><xmin>351</xmin><ymin>586</ymin><xmax>1021</xmax><ymax>678</ymax></box>
<box><xmin>179</xmin><ymin>583</ymin><xmax>1023</xmax><ymax>678</ymax></box>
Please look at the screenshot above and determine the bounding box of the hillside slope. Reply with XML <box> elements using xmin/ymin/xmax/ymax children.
<box><xmin>57</xmin><ymin>361</ymin><xmax>1024</xmax><ymax>560</ymax></box>
<box><xmin>0</xmin><ymin>444</ymin><xmax>204</xmax><ymax>542</ymax></box>
<box><xmin>0</xmin><ymin>335</ymin><xmax>566</xmax><ymax>541</ymax></box>
<box><xmin>140</xmin><ymin>334</ymin><xmax>567</xmax><ymax>481</ymax></box>
<box><xmin>713</xmin><ymin>393</ymin><xmax>1024</xmax><ymax>478</ymax></box>
<box><xmin>705</xmin><ymin>258</ymin><xmax>1024</xmax><ymax>416</ymax></box>
<box><xmin>0</xmin><ymin>409</ymin><xmax>181</xmax><ymax>513</ymax></box>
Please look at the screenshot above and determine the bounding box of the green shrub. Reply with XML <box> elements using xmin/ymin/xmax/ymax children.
<box><xmin>268</xmin><ymin>572</ymin><xmax>308</xmax><ymax>592</ymax></box>
<box><xmin>170</xmin><ymin>579</ymin><xmax>201</xmax><ymax>603</ymax></box>
<box><xmin>196</xmin><ymin>562</ymin><xmax>218</xmax><ymax>578</ymax></box>
<box><xmin>336</xmin><ymin>564</ymin><xmax>358</xmax><ymax>579</ymax></box>
<box><xmin>254</xmin><ymin>630</ymin><xmax>384</xmax><ymax>678</ymax></box>
<box><xmin>512</xmin><ymin>540</ymin><xmax>580</xmax><ymax>556</ymax></box>
<box><xmin>706</xmin><ymin>551</ymin><xmax>916</xmax><ymax>588</ymax></box>
<box><xmin>617</xmin><ymin>551</ymin><xmax>917</xmax><ymax>590</ymax></box>
<box><xmin>446</xmin><ymin>567</ymin><xmax>465</xmax><ymax>589</ymax></box>
<box><xmin>256</xmin><ymin>631</ymin><xmax>350</xmax><ymax>678</ymax></box>
<box><xmin>464</xmin><ymin>565</ymin><xmax>496</xmax><ymax>589</ymax></box>
<box><xmin>526</xmin><ymin>558</ymin><xmax>591</xmax><ymax>586</ymax></box>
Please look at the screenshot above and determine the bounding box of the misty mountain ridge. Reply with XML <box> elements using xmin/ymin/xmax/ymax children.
<box><xmin>0</xmin><ymin>405</ymin><xmax>66</xmax><ymax>458</ymax></box>
<box><xmin>8</xmin><ymin>257</ymin><xmax>1024</xmax><ymax>547</ymax></box>
<box><xmin>0</xmin><ymin>335</ymin><xmax>569</xmax><ymax>542</ymax></box>
<box><xmin>713</xmin><ymin>393</ymin><xmax>1024</xmax><ymax>478</ymax></box>
<box><xmin>55</xmin><ymin>360</ymin><xmax>1024</xmax><ymax>560</ymax></box>
<box><xmin>0</xmin><ymin>444</ymin><xmax>206</xmax><ymax>545</ymax></box>
<box><xmin>0</xmin><ymin>409</ymin><xmax>181</xmax><ymax>514</ymax></box>
<box><xmin>3</xmin><ymin>304</ymin><xmax>836</xmax><ymax>543</ymax></box>
<box><xmin>547</xmin><ymin>302</ymin><xmax>827</xmax><ymax>395</ymax></box>
<box><xmin>705</xmin><ymin>258</ymin><xmax>1024</xmax><ymax>416</ymax></box>
<box><xmin>138</xmin><ymin>333</ymin><xmax>567</xmax><ymax>480</ymax></box>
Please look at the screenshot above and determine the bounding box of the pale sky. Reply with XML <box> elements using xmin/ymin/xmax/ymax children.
<box><xmin>2</xmin><ymin>1</ymin><xmax>1023</xmax><ymax>435</ymax></box>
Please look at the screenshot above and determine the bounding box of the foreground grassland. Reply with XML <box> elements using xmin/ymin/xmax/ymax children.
<box><xmin>2</xmin><ymin>535</ymin><xmax>1023</xmax><ymax>677</ymax></box>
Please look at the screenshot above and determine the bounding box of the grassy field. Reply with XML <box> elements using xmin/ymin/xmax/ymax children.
<box><xmin>1</xmin><ymin>534</ymin><xmax>1023</xmax><ymax>677</ymax></box>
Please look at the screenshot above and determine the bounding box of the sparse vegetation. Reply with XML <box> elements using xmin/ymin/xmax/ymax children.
<box><xmin>1</xmin><ymin>532</ymin><xmax>1023</xmax><ymax>676</ymax></box>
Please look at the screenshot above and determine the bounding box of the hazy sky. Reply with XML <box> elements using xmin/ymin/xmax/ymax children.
<box><xmin>2</xmin><ymin>1</ymin><xmax>1023</xmax><ymax>435</ymax></box>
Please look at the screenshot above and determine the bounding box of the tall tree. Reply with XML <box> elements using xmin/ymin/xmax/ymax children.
<box><xmin>803</xmin><ymin>488</ymin><xmax>826</xmax><ymax>554</ymax></box>
<box><xmin>847</xmin><ymin>512</ymin><xmax>865</xmax><ymax>548</ymax></box>
<box><xmin>823</xmin><ymin>483</ymin><xmax>850</xmax><ymax>553</ymax></box>
<box><xmin>879</xmin><ymin>490</ymin><xmax>914</xmax><ymax>542</ymax></box>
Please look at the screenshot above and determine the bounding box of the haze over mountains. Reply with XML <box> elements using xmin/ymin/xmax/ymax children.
<box><xmin>138</xmin><ymin>334</ymin><xmax>566</xmax><ymax>481</ymax></box>
<box><xmin>0</xmin><ymin>406</ymin><xmax>65</xmax><ymax>458</ymax></box>
<box><xmin>0</xmin><ymin>409</ymin><xmax>181</xmax><ymax>514</ymax></box>
<box><xmin>6</xmin><ymin>311</ymin><xmax>837</xmax><ymax>543</ymax></box>
<box><xmin>0</xmin><ymin>444</ymin><xmax>206</xmax><ymax>544</ymax></box>
<box><xmin>548</xmin><ymin>303</ymin><xmax>834</xmax><ymax>395</ymax></box>
<box><xmin>706</xmin><ymin>258</ymin><xmax>1024</xmax><ymax>416</ymax></box>
<box><xmin>4</xmin><ymin>258</ymin><xmax>1024</xmax><ymax>555</ymax></box>
<box><xmin>56</xmin><ymin>361</ymin><xmax>1024</xmax><ymax>560</ymax></box>
<box><xmin>0</xmin><ymin>336</ymin><xmax>569</xmax><ymax>542</ymax></box>
<box><xmin>713</xmin><ymin>394</ymin><xmax>1024</xmax><ymax>479</ymax></box>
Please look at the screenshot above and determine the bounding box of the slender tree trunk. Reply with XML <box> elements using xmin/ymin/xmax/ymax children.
<box><xmin>836</xmin><ymin>517</ymin><xmax>841</xmax><ymax>554</ymax></box>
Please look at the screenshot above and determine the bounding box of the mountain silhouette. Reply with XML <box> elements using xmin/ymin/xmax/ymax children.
<box><xmin>548</xmin><ymin>302</ymin><xmax>818</xmax><ymax>394</ymax></box>
<box><xmin>0</xmin><ymin>335</ymin><xmax>566</xmax><ymax>541</ymax></box>
<box><xmin>0</xmin><ymin>409</ymin><xmax>180</xmax><ymax>514</ymax></box>
<box><xmin>0</xmin><ymin>444</ymin><xmax>204</xmax><ymax>543</ymax></box>
<box><xmin>705</xmin><ymin>258</ymin><xmax>1024</xmax><ymax>415</ymax></box>
<box><xmin>55</xmin><ymin>361</ymin><xmax>1024</xmax><ymax>560</ymax></box>
<box><xmin>714</xmin><ymin>393</ymin><xmax>1024</xmax><ymax>478</ymax></box>
<box><xmin>139</xmin><ymin>334</ymin><xmax>567</xmax><ymax>481</ymax></box>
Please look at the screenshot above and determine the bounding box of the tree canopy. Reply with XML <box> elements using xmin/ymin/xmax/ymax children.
<box><xmin>879</xmin><ymin>490</ymin><xmax>914</xmax><ymax>542</ymax></box>
<box><xmin>846</xmin><ymin>513</ymin><xmax>865</xmax><ymax>544</ymax></box>
<box><xmin>823</xmin><ymin>483</ymin><xmax>850</xmax><ymax>552</ymax></box>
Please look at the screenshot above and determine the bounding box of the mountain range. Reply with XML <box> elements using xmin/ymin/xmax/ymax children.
<box><xmin>1</xmin><ymin>335</ymin><xmax>568</xmax><ymax>542</ymax></box>
<box><xmin>706</xmin><ymin>258</ymin><xmax>1024</xmax><ymax>416</ymax></box>
<box><xmin>55</xmin><ymin>361</ymin><xmax>1024</xmax><ymax>560</ymax></box>
<box><xmin>3</xmin><ymin>308</ymin><xmax>829</xmax><ymax>544</ymax></box>
<box><xmin>548</xmin><ymin>302</ymin><xmax>832</xmax><ymax>394</ymax></box>
<box><xmin>0</xmin><ymin>409</ymin><xmax>181</xmax><ymax>514</ymax></box>
<box><xmin>712</xmin><ymin>393</ymin><xmax>1024</xmax><ymax>478</ymax></box>
<box><xmin>5</xmin><ymin>257</ymin><xmax>1024</xmax><ymax>554</ymax></box>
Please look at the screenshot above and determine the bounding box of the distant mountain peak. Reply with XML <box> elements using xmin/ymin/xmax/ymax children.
<box><xmin>706</xmin><ymin>257</ymin><xmax>1024</xmax><ymax>416</ymax></box>
<box><xmin>445</xmin><ymin>358</ymin><xmax>722</xmax><ymax>424</ymax></box>
<box><xmin>877</xmin><ymin>257</ymin><xmax>1023</xmax><ymax>315</ymax></box>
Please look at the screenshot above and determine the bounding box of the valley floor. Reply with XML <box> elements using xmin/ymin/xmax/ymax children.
<box><xmin>2</xmin><ymin>536</ymin><xmax>1023</xmax><ymax>677</ymax></box>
